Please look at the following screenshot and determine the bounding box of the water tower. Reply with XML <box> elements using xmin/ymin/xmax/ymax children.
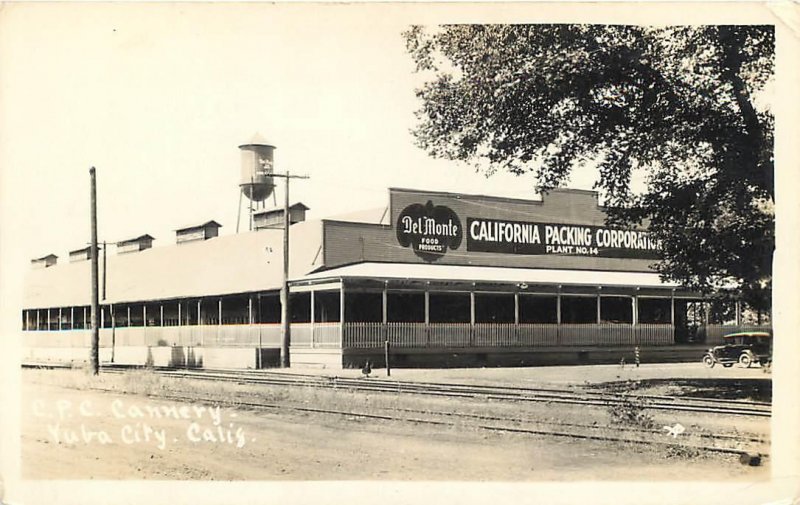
<box><xmin>237</xmin><ymin>135</ymin><xmax>277</xmax><ymax>232</ymax></box>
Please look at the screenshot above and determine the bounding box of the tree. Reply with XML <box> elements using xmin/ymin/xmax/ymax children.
<box><xmin>404</xmin><ymin>24</ymin><xmax>774</xmax><ymax>314</ymax></box>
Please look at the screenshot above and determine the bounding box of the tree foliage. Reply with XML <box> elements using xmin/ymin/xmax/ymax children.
<box><xmin>405</xmin><ymin>24</ymin><xmax>774</xmax><ymax>311</ymax></box>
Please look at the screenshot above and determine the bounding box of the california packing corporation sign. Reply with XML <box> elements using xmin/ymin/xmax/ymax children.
<box><xmin>466</xmin><ymin>217</ymin><xmax>661</xmax><ymax>259</ymax></box>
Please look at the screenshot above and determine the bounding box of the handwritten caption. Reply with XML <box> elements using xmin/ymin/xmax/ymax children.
<box><xmin>32</xmin><ymin>399</ymin><xmax>252</xmax><ymax>450</ymax></box>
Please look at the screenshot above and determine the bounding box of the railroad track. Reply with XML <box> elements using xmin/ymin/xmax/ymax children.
<box><xmin>100</xmin><ymin>365</ymin><xmax>772</xmax><ymax>418</ymax></box>
<box><xmin>85</xmin><ymin>383</ymin><xmax>768</xmax><ymax>458</ymax></box>
<box><xmin>71</xmin><ymin>365</ymin><xmax>769</xmax><ymax>458</ymax></box>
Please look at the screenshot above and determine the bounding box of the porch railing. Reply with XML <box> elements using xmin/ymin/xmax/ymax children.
<box><xmin>341</xmin><ymin>322</ymin><xmax>676</xmax><ymax>349</ymax></box>
<box><xmin>22</xmin><ymin>323</ymin><xmax>771</xmax><ymax>351</ymax></box>
<box><xmin>702</xmin><ymin>324</ymin><xmax>772</xmax><ymax>345</ymax></box>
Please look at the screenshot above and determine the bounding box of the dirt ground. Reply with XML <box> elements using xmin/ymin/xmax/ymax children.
<box><xmin>288</xmin><ymin>361</ymin><xmax>771</xmax><ymax>389</ymax></box>
<box><xmin>19</xmin><ymin>367</ymin><xmax>770</xmax><ymax>481</ymax></box>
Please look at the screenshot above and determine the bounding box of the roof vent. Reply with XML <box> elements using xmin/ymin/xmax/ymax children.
<box><xmin>31</xmin><ymin>254</ymin><xmax>58</xmax><ymax>269</ymax></box>
<box><xmin>253</xmin><ymin>203</ymin><xmax>309</xmax><ymax>230</ymax></box>
<box><xmin>68</xmin><ymin>247</ymin><xmax>93</xmax><ymax>263</ymax></box>
<box><xmin>116</xmin><ymin>234</ymin><xmax>155</xmax><ymax>254</ymax></box>
<box><xmin>175</xmin><ymin>220</ymin><xmax>221</xmax><ymax>244</ymax></box>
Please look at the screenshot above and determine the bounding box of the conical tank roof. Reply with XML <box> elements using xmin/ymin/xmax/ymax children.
<box><xmin>239</xmin><ymin>132</ymin><xmax>275</xmax><ymax>148</ymax></box>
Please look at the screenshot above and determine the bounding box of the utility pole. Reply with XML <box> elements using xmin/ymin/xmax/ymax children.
<box><xmin>89</xmin><ymin>167</ymin><xmax>100</xmax><ymax>375</ymax></box>
<box><xmin>269</xmin><ymin>171</ymin><xmax>309</xmax><ymax>368</ymax></box>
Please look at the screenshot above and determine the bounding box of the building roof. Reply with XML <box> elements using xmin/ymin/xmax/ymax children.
<box><xmin>253</xmin><ymin>203</ymin><xmax>309</xmax><ymax>216</ymax></box>
<box><xmin>24</xmin><ymin>220</ymin><xmax>323</xmax><ymax>308</ymax></box>
<box><xmin>300</xmin><ymin>262</ymin><xmax>682</xmax><ymax>289</ymax></box>
<box><xmin>32</xmin><ymin>254</ymin><xmax>58</xmax><ymax>261</ymax></box>
<box><xmin>325</xmin><ymin>207</ymin><xmax>389</xmax><ymax>225</ymax></box>
<box><xmin>23</xmin><ymin>187</ymin><xmax>676</xmax><ymax>309</ymax></box>
<box><xmin>69</xmin><ymin>246</ymin><xmax>91</xmax><ymax>255</ymax></box>
<box><xmin>174</xmin><ymin>220</ymin><xmax>222</xmax><ymax>233</ymax></box>
<box><xmin>116</xmin><ymin>234</ymin><xmax>155</xmax><ymax>246</ymax></box>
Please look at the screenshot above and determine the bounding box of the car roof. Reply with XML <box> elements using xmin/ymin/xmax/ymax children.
<box><xmin>723</xmin><ymin>331</ymin><xmax>771</xmax><ymax>338</ymax></box>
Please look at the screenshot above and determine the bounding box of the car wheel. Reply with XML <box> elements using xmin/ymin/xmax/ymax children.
<box><xmin>723</xmin><ymin>363</ymin><xmax>734</xmax><ymax>368</ymax></box>
<box><xmin>702</xmin><ymin>355</ymin><xmax>715</xmax><ymax>368</ymax></box>
<box><xmin>739</xmin><ymin>353</ymin><xmax>753</xmax><ymax>368</ymax></box>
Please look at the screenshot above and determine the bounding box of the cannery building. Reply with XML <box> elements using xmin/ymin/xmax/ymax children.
<box><xmin>21</xmin><ymin>186</ymin><xmax>767</xmax><ymax>369</ymax></box>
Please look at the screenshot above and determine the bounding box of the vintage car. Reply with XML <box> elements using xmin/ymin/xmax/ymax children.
<box><xmin>702</xmin><ymin>331</ymin><xmax>772</xmax><ymax>368</ymax></box>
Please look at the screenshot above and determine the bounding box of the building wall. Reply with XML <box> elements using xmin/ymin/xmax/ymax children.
<box><xmin>176</xmin><ymin>229</ymin><xmax>210</xmax><ymax>243</ymax></box>
<box><xmin>323</xmin><ymin>188</ymin><xmax>658</xmax><ymax>273</ymax></box>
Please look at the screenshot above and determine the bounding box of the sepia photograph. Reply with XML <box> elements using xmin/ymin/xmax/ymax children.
<box><xmin>0</xmin><ymin>2</ymin><xmax>798</xmax><ymax>504</ymax></box>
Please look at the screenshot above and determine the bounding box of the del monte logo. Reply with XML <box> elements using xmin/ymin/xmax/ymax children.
<box><xmin>396</xmin><ymin>201</ymin><xmax>462</xmax><ymax>261</ymax></box>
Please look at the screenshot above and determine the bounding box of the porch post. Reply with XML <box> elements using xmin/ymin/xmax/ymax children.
<box><xmin>218</xmin><ymin>298</ymin><xmax>223</xmax><ymax>326</ymax></box>
<box><xmin>178</xmin><ymin>301</ymin><xmax>182</xmax><ymax>326</ymax></box>
<box><xmin>339</xmin><ymin>283</ymin><xmax>345</xmax><ymax>347</ymax></box>
<box><xmin>248</xmin><ymin>295</ymin><xmax>253</xmax><ymax>324</ymax></box>
<box><xmin>58</xmin><ymin>308</ymin><xmax>62</xmax><ymax>330</ymax></box>
<box><xmin>670</xmin><ymin>289</ymin><xmax>675</xmax><ymax>326</ymax></box>
<box><xmin>632</xmin><ymin>290</ymin><xmax>639</xmax><ymax>346</ymax></box>
<box><xmin>382</xmin><ymin>282</ymin><xmax>388</xmax><ymax>324</ymax></box>
<box><xmin>556</xmin><ymin>286</ymin><xmax>562</xmax><ymax>345</ymax></box>
<box><xmin>127</xmin><ymin>306</ymin><xmax>131</xmax><ymax>327</ymax></box>
<box><xmin>424</xmin><ymin>283</ymin><xmax>430</xmax><ymax>347</ymax></box>
<box><xmin>424</xmin><ymin>284</ymin><xmax>430</xmax><ymax>325</ymax></box>
<box><xmin>70</xmin><ymin>307</ymin><xmax>75</xmax><ymax>330</ymax></box>
<box><xmin>469</xmin><ymin>288</ymin><xmax>475</xmax><ymax>346</ymax></box>
<box><xmin>143</xmin><ymin>305</ymin><xmax>147</xmax><ymax>327</ymax></box>
<box><xmin>160</xmin><ymin>304</ymin><xmax>164</xmax><ymax>327</ymax></box>
<box><xmin>382</xmin><ymin>282</ymin><xmax>389</xmax><ymax>346</ymax></box>
<box><xmin>310</xmin><ymin>289</ymin><xmax>316</xmax><ymax>349</ymax></box>
<box><xmin>36</xmin><ymin>310</ymin><xmax>40</xmax><ymax>331</ymax></box>
<box><xmin>596</xmin><ymin>288</ymin><xmax>601</xmax><ymax>324</ymax></box>
<box><xmin>514</xmin><ymin>292</ymin><xmax>519</xmax><ymax>324</ymax></box>
<box><xmin>470</xmin><ymin>289</ymin><xmax>475</xmax><ymax>325</ymax></box>
<box><xmin>556</xmin><ymin>287</ymin><xmax>562</xmax><ymax>324</ymax></box>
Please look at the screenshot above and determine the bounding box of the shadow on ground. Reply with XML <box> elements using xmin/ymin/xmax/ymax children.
<box><xmin>590</xmin><ymin>378</ymin><xmax>772</xmax><ymax>403</ymax></box>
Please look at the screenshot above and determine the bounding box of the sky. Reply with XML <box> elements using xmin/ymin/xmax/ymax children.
<box><xmin>0</xmin><ymin>3</ymin><xmax>785</xmax><ymax>261</ymax></box>
<box><xmin>1</xmin><ymin>2</ymin><xmax>596</xmax><ymax>264</ymax></box>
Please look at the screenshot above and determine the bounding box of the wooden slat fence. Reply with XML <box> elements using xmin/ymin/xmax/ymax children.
<box><xmin>342</xmin><ymin>323</ymin><xmax>677</xmax><ymax>349</ymax></box>
<box><xmin>24</xmin><ymin>323</ymin><xmax>769</xmax><ymax>352</ymax></box>
<box><xmin>703</xmin><ymin>324</ymin><xmax>772</xmax><ymax>345</ymax></box>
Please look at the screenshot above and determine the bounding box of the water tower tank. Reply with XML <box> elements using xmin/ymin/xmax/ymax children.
<box><xmin>238</xmin><ymin>140</ymin><xmax>276</xmax><ymax>202</ymax></box>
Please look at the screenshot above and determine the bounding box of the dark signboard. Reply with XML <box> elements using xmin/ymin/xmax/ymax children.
<box><xmin>396</xmin><ymin>201</ymin><xmax>463</xmax><ymax>261</ymax></box>
<box><xmin>466</xmin><ymin>217</ymin><xmax>660</xmax><ymax>259</ymax></box>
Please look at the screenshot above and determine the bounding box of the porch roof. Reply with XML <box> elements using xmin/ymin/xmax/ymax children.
<box><xmin>299</xmin><ymin>262</ymin><xmax>683</xmax><ymax>290</ymax></box>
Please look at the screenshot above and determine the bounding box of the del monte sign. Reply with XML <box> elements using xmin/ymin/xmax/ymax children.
<box><xmin>396</xmin><ymin>201</ymin><xmax>462</xmax><ymax>261</ymax></box>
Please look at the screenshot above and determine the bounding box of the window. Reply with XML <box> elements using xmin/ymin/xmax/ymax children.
<box><xmin>474</xmin><ymin>293</ymin><xmax>514</xmax><ymax>323</ymax></box>
<box><xmin>290</xmin><ymin>292</ymin><xmax>311</xmax><ymax>323</ymax></box>
<box><xmin>519</xmin><ymin>295</ymin><xmax>558</xmax><ymax>324</ymax></box>
<box><xmin>638</xmin><ymin>298</ymin><xmax>671</xmax><ymax>324</ymax></box>
<box><xmin>600</xmin><ymin>296</ymin><xmax>633</xmax><ymax>324</ymax></box>
<box><xmin>314</xmin><ymin>291</ymin><xmax>341</xmax><ymax>323</ymax></box>
<box><xmin>429</xmin><ymin>292</ymin><xmax>470</xmax><ymax>323</ymax></box>
<box><xmin>345</xmin><ymin>292</ymin><xmax>382</xmax><ymax>322</ymax></box>
<box><xmin>561</xmin><ymin>296</ymin><xmax>596</xmax><ymax>324</ymax></box>
<box><xmin>387</xmin><ymin>292</ymin><xmax>425</xmax><ymax>322</ymax></box>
